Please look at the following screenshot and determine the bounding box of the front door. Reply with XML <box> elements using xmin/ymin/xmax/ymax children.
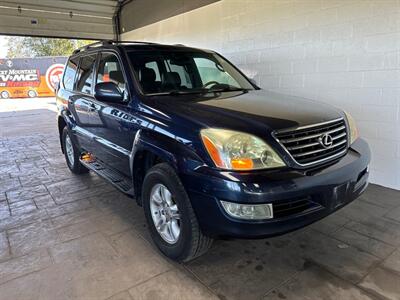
<box><xmin>87</xmin><ymin>52</ymin><xmax>138</xmax><ymax>176</ymax></box>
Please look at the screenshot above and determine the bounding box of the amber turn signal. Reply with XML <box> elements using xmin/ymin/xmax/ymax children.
<box><xmin>231</xmin><ymin>158</ymin><xmax>254</xmax><ymax>170</ymax></box>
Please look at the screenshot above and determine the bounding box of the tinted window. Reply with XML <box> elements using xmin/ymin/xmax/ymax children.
<box><xmin>97</xmin><ymin>52</ymin><xmax>126</xmax><ymax>95</ymax></box>
<box><xmin>165</xmin><ymin>59</ymin><xmax>193</xmax><ymax>88</ymax></box>
<box><xmin>63</xmin><ymin>56</ymin><xmax>79</xmax><ymax>90</ymax></box>
<box><xmin>194</xmin><ymin>57</ymin><xmax>239</xmax><ymax>87</ymax></box>
<box><xmin>76</xmin><ymin>54</ymin><xmax>96</xmax><ymax>94</ymax></box>
<box><xmin>145</xmin><ymin>61</ymin><xmax>161</xmax><ymax>81</ymax></box>
<box><xmin>127</xmin><ymin>50</ymin><xmax>253</xmax><ymax>95</ymax></box>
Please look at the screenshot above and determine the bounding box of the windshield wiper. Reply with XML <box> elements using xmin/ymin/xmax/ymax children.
<box><xmin>209</xmin><ymin>87</ymin><xmax>249</xmax><ymax>93</ymax></box>
<box><xmin>149</xmin><ymin>90</ymin><xmax>208</xmax><ymax>96</ymax></box>
<box><xmin>168</xmin><ymin>90</ymin><xmax>205</xmax><ymax>95</ymax></box>
<box><xmin>146</xmin><ymin>87</ymin><xmax>248</xmax><ymax>97</ymax></box>
<box><xmin>146</xmin><ymin>90</ymin><xmax>205</xmax><ymax>96</ymax></box>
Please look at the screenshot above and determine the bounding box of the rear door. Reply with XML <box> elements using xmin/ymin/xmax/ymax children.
<box><xmin>71</xmin><ymin>53</ymin><xmax>97</xmax><ymax>151</ymax></box>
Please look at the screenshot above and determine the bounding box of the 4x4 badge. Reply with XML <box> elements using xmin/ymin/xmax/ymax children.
<box><xmin>319</xmin><ymin>133</ymin><xmax>333</xmax><ymax>149</ymax></box>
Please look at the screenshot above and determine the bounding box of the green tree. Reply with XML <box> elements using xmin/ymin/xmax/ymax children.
<box><xmin>5</xmin><ymin>37</ymin><xmax>94</xmax><ymax>58</ymax></box>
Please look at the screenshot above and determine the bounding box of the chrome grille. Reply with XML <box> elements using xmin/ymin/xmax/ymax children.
<box><xmin>274</xmin><ymin>118</ymin><xmax>348</xmax><ymax>166</ymax></box>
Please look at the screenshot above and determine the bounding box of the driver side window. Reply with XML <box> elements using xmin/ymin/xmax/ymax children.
<box><xmin>97</xmin><ymin>52</ymin><xmax>126</xmax><ymax>96</ymax></box>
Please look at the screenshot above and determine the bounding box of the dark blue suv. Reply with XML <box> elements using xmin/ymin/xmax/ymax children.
<box><xmin>57</xmin><ymin>41</ymin><xmax>370</xmax><ymax>262</ymax></box>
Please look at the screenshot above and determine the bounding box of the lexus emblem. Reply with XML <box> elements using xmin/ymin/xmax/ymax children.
<box><xmin>319</xmin><ymin>133</ymin><xmax>333</xmax><ymax>149</ymax></box>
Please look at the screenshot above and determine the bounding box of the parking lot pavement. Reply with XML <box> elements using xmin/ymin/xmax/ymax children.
<box><xmin>0</xmin><ymin>98</ymin><xmax>400</xmax><ymax>300</ymax></box>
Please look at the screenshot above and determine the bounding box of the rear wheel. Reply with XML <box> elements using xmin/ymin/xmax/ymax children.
<box><xmin>1</xmin><ymin>91</ymin><xmax>10</xmax><ymax>99</ymax></box>
<box><xmin>62</xmin><ymin>127</ymin><xmax>89</xmax><ymax>174</ymax></box>
<box><xmin>142</xmin><ymin>163</ymin><xmax>213</xmax><ymax>262</ymax></box>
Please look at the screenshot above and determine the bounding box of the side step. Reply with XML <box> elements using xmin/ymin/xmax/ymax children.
<box><xmin>79</xmin><ymin>155</ymin><xmax>134</xmax><ymax>196</ymax></box>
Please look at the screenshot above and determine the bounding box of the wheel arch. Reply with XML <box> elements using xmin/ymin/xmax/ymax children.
<box><xmin>130</xmin><ymin>129</ymin><xmax>204</xmax><ymax>205</ymax></box>
<box><xmin>58</xmin><ymin>111</ymin><xmax>75</xmax><ymax>153</ymax></box>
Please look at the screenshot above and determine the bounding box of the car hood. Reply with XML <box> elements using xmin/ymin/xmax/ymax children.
<box><xmin>143</xmin><ymin>89</ymin><xmax>344</xmax><ymax>133</ymax></box>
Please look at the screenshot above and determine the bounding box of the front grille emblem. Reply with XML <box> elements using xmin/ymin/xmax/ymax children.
<box><xmin>319</xmin><ymin>133</ymin><xmax>333</xmax><ymax>149</ymax></box>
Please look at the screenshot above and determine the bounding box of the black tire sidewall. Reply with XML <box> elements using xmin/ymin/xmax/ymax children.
<box><xmin>142</xmin><ymin>164</ymin><xmax>194</xmax><ymax>261</ymax></box>
<box><xmin>62</xmin><ymin>127</ymin><xmax>83</xmax><ymax>173</ymax></box>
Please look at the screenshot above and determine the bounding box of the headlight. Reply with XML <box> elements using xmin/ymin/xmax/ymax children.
<box><xmin>344</xmin><ymin>112</ymin><xmax>359</xmax><ymax>144</ymax></box>
<box><xmin>200</xmin><ymin>128</ymin><xmax>285</xmax><ymax>170</ymax></box>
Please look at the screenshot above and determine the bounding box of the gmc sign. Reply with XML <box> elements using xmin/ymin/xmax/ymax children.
<box><xmin>0</xmin><ymin>69</ymin><xmax>40</xmax><ymax>87</ymax></box>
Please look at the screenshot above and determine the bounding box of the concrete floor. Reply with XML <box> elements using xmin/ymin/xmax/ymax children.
<box><xmin>0</xmin><ymin>98</ymin><xmax>400</xmax><ymax>300</ymax></box>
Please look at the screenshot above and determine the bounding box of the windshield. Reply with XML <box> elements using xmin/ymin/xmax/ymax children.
<box><xmin>127</xmin><ymin>50</ymin><xmax>255</xmax><ymax>95</ymax></box>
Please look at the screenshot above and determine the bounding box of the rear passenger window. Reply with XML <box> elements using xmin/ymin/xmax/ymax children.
<box><xmin>63</xmin><ymin>56</ymin><xmax>79</xmax><ymax>91</ymax></box>
<box><xmin>76</xmin><ymin>54</ymin><xmax>96</xmax><ymax>94</ymax></box>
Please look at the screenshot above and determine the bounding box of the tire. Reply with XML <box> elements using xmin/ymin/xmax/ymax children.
<box><xmin>62</xmin><ymin>127</ymin><xmax>89</xmax><ymax>174</ymax></box>
<box><xmin>142</xmin><ymin>163</ymin><xmax>213</xmax><ymax>262</ymax></box>
<box><xmin>1</xmin><ymin>91</ymin><xmax>10</xmax><ymax>99</ymax></box>
<box><xmin>28</xmin><ymin>90</ymin><xmax>37</xmax><ymax>98</ymax></box>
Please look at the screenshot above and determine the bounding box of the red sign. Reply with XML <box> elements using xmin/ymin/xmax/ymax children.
<box><xmin>45</xmin><ymin>64</ymin><xmax>64</xmax><ymax>91</ymax></box>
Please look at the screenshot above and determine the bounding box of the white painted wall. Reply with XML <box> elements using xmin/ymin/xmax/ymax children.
<box><xmin>122</xmin><ymin>0</ymin><xmax>400</xmax><ymax>189</ymax></box>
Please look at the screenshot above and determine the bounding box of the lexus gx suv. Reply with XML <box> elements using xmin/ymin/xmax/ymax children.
<box><xmin>56</xmin><ymin>41</ymin><xmax>370</xmax><ymax>262</ymax></box>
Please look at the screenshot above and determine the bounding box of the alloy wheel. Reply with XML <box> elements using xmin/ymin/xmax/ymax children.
<box><xmin>149</xmin><ymin>183</ymin><xmax>181</xmax><ymax>244</ymax></box>
<box><xmin>65</xmin><ymin>135</ymin><xmax>75</xmax><ymax>166</ymax></box>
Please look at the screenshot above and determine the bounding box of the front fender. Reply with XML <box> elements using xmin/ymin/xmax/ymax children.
<box><xmin>130</xmin><ymin>129</ymin><xmax>205</xmax><ymax>176</ymax></box>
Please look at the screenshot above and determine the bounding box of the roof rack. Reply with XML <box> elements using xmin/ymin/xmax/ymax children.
<box><xmin>72</xmin><ymin>40</ymin><xmax>160</xmax><ymax>54</ymax></box>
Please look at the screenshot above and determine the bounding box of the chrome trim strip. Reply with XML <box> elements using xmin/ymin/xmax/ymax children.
<box><xmin>280</xmin><ymin>125</ymin><xmax>346</xmax><ymax>143</ymax></box>
<box><xmin>333</xmin><ymin>132</ymin><xmax>347</xmax><ymax>140</ymax></box>
<box><xmin>74</xmin><ymin>126</ymin><xmax>131</xmax><ymax>156</ymax></box>
<box><xmin>287</xmin><ymin>134</ymin><xmax>346</xmax><ymax>151</ymax></box>
<box><xmin>287</xmin><ymin>141</ymin><xmax>320</xmax><ymax>151</ymax></box>
<box><xmin>292</xmin><ymin>139</ymin><xmax>347</xmax><ymax>158</ymax></box>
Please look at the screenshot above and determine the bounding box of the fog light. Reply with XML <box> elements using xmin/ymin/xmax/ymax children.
<box><xmin>220</xmin><ymin>201</ymin><xmax>273</xmax><ymax>220</ymax></box>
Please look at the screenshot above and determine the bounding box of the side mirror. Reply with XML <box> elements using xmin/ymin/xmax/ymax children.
<box><xmin>94</xmin><ymin>82</ymin><xmax>123</xmax><ymax>103</ymax></box>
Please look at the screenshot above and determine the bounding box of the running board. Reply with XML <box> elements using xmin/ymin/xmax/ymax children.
<box><xmin>79</xmin><ymin>156</ymin><xmax>134</xmax><ymax>196</ymax></box>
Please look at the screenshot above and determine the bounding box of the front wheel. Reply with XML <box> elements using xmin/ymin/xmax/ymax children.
<box><xmin>142</xmin><ymin>163</ymin><xmax>213</xmax><ymax>262</ymax></box>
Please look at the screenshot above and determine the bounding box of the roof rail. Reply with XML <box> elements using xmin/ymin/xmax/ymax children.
<box><xmin>72</xmin><ymin>41</ymin><xmax>110</xmax><ymax>54</ymax></box>
<box><xmin>108</xmin><ymin>40</ymin><xmax>160</xmax><ymax>45</ymax></box>
<box><xmin>72</xmin><ymin>40</ymin><xmax>161</xmax><ymax>54</ymax></box>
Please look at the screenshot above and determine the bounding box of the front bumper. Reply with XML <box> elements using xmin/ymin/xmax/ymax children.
<box><xmin>180</xmin><ymin>138</ymin><xmax>371</xmax><ymax>238</ymax></box>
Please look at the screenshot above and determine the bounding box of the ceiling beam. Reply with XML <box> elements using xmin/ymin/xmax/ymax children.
<box><xmin>0</xmin><ymin>0</ymin><xmax>119</xmax><ymax>18</ymax></box>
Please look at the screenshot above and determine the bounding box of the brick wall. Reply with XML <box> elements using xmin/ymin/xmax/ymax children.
<box><xmin>122</xmin><ymin>0</ymin><xmax>400</xmax><ymax>190</ymax></box>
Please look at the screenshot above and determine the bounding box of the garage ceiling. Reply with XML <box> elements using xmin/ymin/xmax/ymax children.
<box><xmin>0</xmin><ymin>0</ymin><xmax>120</xmax><ymax>40</ymax></box>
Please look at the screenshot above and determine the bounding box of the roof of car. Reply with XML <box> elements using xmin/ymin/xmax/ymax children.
<box><xmin>72</xmin><ymin>40</ymin><xmax>212</xmax><ymax>55</ymax></box>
